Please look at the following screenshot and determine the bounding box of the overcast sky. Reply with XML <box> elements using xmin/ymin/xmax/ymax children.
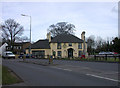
<box><xmin>1</xmin><ymin>2</ymin><xmax>118</xmax><ymax>42</ymax></box>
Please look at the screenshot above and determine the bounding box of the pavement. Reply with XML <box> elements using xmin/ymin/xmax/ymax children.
<box><xmin>2</xmin><ymin>58</ymin><xmax>119</xmax><ymax>86</ymax></box>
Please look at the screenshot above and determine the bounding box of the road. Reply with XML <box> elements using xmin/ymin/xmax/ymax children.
<box><xmin>2</xmin><ymin>59</ymin><xmax>119</xmax><ymax>86</ymax></box>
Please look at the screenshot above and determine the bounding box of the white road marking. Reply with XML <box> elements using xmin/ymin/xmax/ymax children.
<box><xmin>51</xmin><ymin>67</ymin><xmax>72</xmax><ymax>71</ymax></box>
<box><xmin>51</xmin><ymin>67</ymin><xmax>63</xmax><ymax>69</ymax></box>
<box><xmin>61</xmin><ymin>65</ymin><xmax>90</xmax><ymax>69</ymax></box>
<box><xmin>63</xmin><ymin>69</ymin><xmax>72</xmax><ymax>71</ymax></box>
<box><xmin>86</xmin><ymin>74</ymin><xmax>120</xmax><ymax>82</ymax></box>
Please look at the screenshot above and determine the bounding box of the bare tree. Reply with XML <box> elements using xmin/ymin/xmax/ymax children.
<box><xmin>16</xmin><ymin>36</ymin><xmax>29</xmax><ymax>42</ymax></box>
<box><xmin>95</xmin><ymin>36</ymin><xmax>102</xmax><ymax>47</ymax></box>
<box><xmin>48</xmin><ymin>22</ymin><xmax>75</xmax><ymax>37</ymax></box>
<box><xmin>86</xmin><ymin>35</ymin><xmax>95</xmax><ymax>55</ymax></box>
<box><xmin>95</xmin><ymin>36</ymin><xmax>106</xmax><ymax>53</ymax></box>
<box><xmin>1</xmin><ymin>18</ymin><xmax>24</xmax><ymax>51</ymax></box>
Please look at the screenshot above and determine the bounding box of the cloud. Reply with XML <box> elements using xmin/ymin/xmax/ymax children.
<box><xmin>2</xmin><ymin>2</ymin><xmax>118</xmax><ymax>42</ymax></box>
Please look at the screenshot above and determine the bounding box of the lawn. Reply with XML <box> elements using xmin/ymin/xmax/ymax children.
<box><xmin>2</xmin><ymin>66</ymin><xmax>22</xmax><ymax>85</ymax></box>
<box><xmin>54</xmin><ymin>57</ymin><xmax>120</xmax><ymax>62</ymax></box>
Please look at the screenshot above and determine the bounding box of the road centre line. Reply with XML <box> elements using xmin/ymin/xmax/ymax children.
<box><xmin>51</xmin><ymin>67</ymin><xmax>64</xmax><ymax>70</ymax></box>
<box><xmin>86</xmin><ymin>74</ymin><xmax>120</xmax><ymax>82</ymax></box>
<box><xmin>63</xmin><ymin>69</ymin><xmax>72</xmax><ymax>71</ymax></box>
<box><xmin>61</xmin><ymin>65</ymin><xmax>90</xmax><ymax>69</ymax></box>
<box><xmin>51</xmin><ymin>67</ymin><xmax>72</xmax><ymax>71</ymax></box>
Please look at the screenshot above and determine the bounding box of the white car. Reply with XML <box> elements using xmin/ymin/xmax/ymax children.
<box><xmin>2</xmin><ymin>51</ymin><xmax>15</xmax><ymax>59</ymax></box>
<box><xmin>99</xmin><ymin>52</ymin><xmax>114</xmax><ymax>55</ymax></box>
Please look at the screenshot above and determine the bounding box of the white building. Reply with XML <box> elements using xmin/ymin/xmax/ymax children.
<box><xmin>0</xmin><ymin>43</ymin><xmax>8</xmax><ymax>56</ymax></box>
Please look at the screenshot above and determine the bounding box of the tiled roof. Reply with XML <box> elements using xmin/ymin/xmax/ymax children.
<box><xmin>51</xmin><ymin>34</ymin><xmax>83</xmax><ymax>43</ymax></box>
<box><xmin>30</xmin><ymin>39</ymin><xmax>50</xmax><ymax>49</ymax></box>
<box><xmin>27</xmin><ymin>34</ymin><xmax>83</xmax><ymax>49</ymax></box>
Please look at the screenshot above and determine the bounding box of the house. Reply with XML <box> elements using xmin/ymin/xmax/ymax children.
<box><xmin>26</xmin><ymin>31</ymin><xmax>87</xmax><ymax>58</ymax></box>
<box><xmin>0</xmin><ymin>43</ymin><xmax>8</xmax><ymax>56</ymax></box>
<box><xmin>6</xmin><ymin>42</ymin><xmax>31</xmax><ymax>55</ymax></box>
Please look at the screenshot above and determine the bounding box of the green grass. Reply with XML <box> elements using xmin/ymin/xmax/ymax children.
<box><xmin>35</xmin><ymin>56</ymin><xmax>119</xmax><ymax>63</ymax></box>
<box><xmin>2</xmin><ymin>66</ymin><xmax>22</xmax><ymax>85</ymax></box>
<box><xmin>83</xmin><ymin>58</ymin><xmax>120</xmax><ymax>62</ymax></box>
<box><xmin>54</xmin><ymin>57</ymin><xmax>120</xmax><ymax>62</ymax></box>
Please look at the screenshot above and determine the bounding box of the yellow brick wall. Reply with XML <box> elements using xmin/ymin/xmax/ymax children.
<box><xmin>50</xmin><ymin>43</ymin><xmax>84</xmax><ymax>58</ymax></box>
<box><xmin>26</xmin><ymin>42</ymin><xmax>87</xmax><ymax>58</ymax></box>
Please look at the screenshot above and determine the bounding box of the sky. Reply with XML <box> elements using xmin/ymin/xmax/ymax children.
<box><xmin>1</xmin><ymin>1</ymin><xmax>118</xmax><ymax>42</ymax></box>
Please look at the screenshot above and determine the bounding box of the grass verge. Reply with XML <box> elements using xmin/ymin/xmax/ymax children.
<box><xmin>54</xmin><ymin>57</ymin><xmax>120</xmax><ymax>63</ymax></box>
<box><xmin>2</xmin><ymin>66</ymin><xmax>23</xmax><ymax>85</ymax></box>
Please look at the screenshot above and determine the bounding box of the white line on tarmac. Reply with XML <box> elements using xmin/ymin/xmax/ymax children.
<box><xmin>63</xmin><ymin>69</ymin><xmax>72</xmax><ymax>71</ymax></box>
<box><xmin>51</xmin><ymin>67</ymin><xmax>72</xmax><ymax>71</ymax></box>
<box><xmin>86</xmin><ymin>74</ymin><xmax>120</xmax><ymax>82</ymax></box>
<box><xmin>51</xmin><ymin>67</ymin><xmax>62</xmax><ymax>69</ymax></box>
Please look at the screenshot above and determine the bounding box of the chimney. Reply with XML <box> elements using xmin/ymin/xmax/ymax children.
<box><xmin>47</xmin><ymin>32</ymin><xmax>51</xmax><ymax>42</ymax></box>
<box><xmin>81</xmin><ymin>31</ymin><xmax>85</xmax><ymax>40</ymax></box>
<box><xmin>81</xmin><ymin>31</ymin><xmax>86</xmax><ymax>55</ymax></box>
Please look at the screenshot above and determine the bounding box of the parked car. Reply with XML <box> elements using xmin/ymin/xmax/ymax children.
<box><xmin>99</xmin><ymin>52</ymin><xmax>114</xmax><ymax>55</ymax></box>
<box><xmin>26</xmin><ymin>54</ymin><xmax>30</xmax><ymax>58</ymax></box>
<box><xmin>31</xmin><ymin>54</ymin><xmax>35</xmax><ymax>58</ymax></box>
<box><xmin>99</xmin><ymin>52</ymin><xmax>106</xmax><ymax>55</ymax></box>
<box><xmin>113</xmin><ymin>52</ymin><xmax>118</xmax><ymax>54</ymax></box>
<box><xmin>18</xmin><ymin>53</ymin><xmax>24</xmax><ymax>58</ymax></box>
<box><xmin>25</xmin><ymin>54</ymin><xmax>34</xmax><ymax>58</ymax></box>
<box><xmin>2</xmin><ymin>51</ymin><xmax>15</xmax><ymax>59</ymax></box>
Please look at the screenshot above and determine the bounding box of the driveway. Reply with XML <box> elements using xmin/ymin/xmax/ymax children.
<box><xmin>2</xmin><ymin>58</ymin><xmax>119</xmax><ymax>86</ymax></box>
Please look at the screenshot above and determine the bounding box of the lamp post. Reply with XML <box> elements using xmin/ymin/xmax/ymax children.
<box><xmin>21</xmin><ymin>14</ymin><xmax>31</xmax><ymax>58</ymax></box>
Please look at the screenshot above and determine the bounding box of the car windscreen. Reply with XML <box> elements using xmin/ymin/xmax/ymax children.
<box><xmin>6</xmin><ymin>53</ymin><xmax>14</xmax><ymax>55</ymax></box>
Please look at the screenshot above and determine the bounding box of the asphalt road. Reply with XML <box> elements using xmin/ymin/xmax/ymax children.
<box><xmin>2</xmin><ymin>59</ymin><xmax>119</xmax><ymax>86</ymax></box>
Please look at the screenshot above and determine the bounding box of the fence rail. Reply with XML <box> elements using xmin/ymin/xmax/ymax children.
<box><xmin>93</xmin><ymin>54</ymin><xmax>120</xmax><ymax>61</ymax></box>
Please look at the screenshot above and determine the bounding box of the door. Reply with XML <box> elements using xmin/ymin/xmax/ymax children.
<box><xmin>68</xmin><ymin>48</ymin><xmax>73</xmax><ymax>58</ymax></box>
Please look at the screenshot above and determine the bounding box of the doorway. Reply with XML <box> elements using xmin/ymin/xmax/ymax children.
<box><xmin>68</xmin><ymin>48</ymin><xmax>73</xmax><ymax>58</ymax></box>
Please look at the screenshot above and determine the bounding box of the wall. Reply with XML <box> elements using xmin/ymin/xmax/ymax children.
<box><xmin>26</xmin><ymin>49</ymin><xmax>51</xmax><ymax>58</ymax></box>
<box><xmin>26</xmin><ymin>42</ymin><xmax>87</xmax><ymax>58</ymax></box>
<box><xmin>50</xmin><ymin>43</ymin><xmax>84</xmax><ymax>58</ymax></box>
<box><xmin>0</xmin><ymin>43</ymin><xmax>8</xmax><ymax>56</ymax></box>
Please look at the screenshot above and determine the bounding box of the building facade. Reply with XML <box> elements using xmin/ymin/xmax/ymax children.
<box><xmin>0</xmin><ymin>43</ymin><xmax>8</xmax><ymax>56</ymax></box>
<box><xmin>26</xmin><ymin>32</ymin><xmax>87</xmax><ymax>58</ymax></box>
<box><xmin>6</xmin><ymin>42</ymin><xmax>31</xmax><ymax>55</ymax></box>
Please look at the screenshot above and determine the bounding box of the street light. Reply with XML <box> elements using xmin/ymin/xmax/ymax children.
<box><xmin>21</xmin><ymin>14</ymin><xmax>31</xmax><ymax>58</ymax></box>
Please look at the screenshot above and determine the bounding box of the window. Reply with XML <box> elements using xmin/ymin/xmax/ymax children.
<box><xmin>69</xmin><ymin>43</ymin><xmax>72</xmax><ymax>46</ymax></box>
<box><xmin>78</xmin><ymin>51</ymin><xmax>82</xmax><ymax>57</ymax></box>
<box><xmin>7</xmin><ymin>47</ymin><xmax>9</xmax><ymax>50</ymax></box>
<box><xmin>19</xmin><ymin>46</ymin><xmax>21</xmax><ymax>49</ymax></box>
<box><xmin>78</xmin><ymin>43</ymin><xmax>82</xmax><ymax>49</ymax></box>
<box><xmin>57</xmin><ymin>43</ymin><xmax>61</xmax><ymax>49</ymax></box>
<box><xmin>63</xmin><ymin>43</ymin><xmax>67</xmax><ymax>48</ymax></box>
<box><xmin>39</xmin><ymin>50</ymin><xmax>45</xmax><ymax>56</ymax></box>
<box><xmin>17</xmin><ymin>46</ymin><xmax>19</xmax><ymax>49</ymax></box>
<box><xmin>57</xmin><ymin>51</ymin><xmax>61</xmax><ymax>57</ymax></box>
<box><xmin>32</xmin><ymin>50</ymin><xmax>45</xmax><ymax>58</ymax></box>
